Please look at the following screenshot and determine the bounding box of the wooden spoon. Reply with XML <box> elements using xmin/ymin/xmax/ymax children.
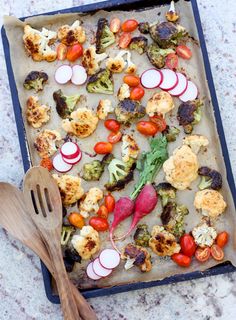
<box><xmin>0</xmin><ymin>182</ymin><xmax>97</xmax><ymax>320</ymax></box>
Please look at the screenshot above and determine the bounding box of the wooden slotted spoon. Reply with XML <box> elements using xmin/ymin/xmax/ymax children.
<box><xmin>0</xmin><ymin>182</ymin><xmax>97</xmax><ymax>320</ymax></box>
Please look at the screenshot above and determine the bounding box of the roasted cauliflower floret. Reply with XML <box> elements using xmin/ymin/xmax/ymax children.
<box><xmin>125</xmin><ymin>51</ymin><xmax>137</xmax><ymax>74</ymax></box>
<box><xmin>34</xmin><ymin>129</ymin><xmax>61</xmax><ymax>158</ymax></box>
<box><xmin>71</xmin><ymin>226</ymin><xmax>100</xmax><ymax>260</ymax></box>
<box><xmin>96</xmin><ymin>99</ymin><xmax>114</xmax><ymax>120</ymax></box>
<box><xmin>146</xmin><ymin>91</ymin><xmax>174</xmax><ymax>117</ymax></box>
<box><xmin>82</xmin><ymin>46</ymin><xmax>107</xmax><ymax>75</ymax></box>
<box><xmin>53</xmin><ymin>174</ymin><xmax>84</xmax><ymax>207</ymax></box>
<box><xmin>194</xmin><ymin>189</ymin><xmax>227</xmax><ymax>218</ymax></box>
<box><xmin>26</xmin><ymin>96</ymin><xmax>50</xmax><ymax>128</ymax></box>
<box><xmin>149</xmin><ymin>225</ymin><xmax>181</xmax><ymax>256</ymax></box>
<box><xmin>62</xmin><ymin>108</ymin><xmax>98</xmax><ymax>138</ymax></box>
<box><xmin>79</xmin><ymin>187</ymin><xmax>103</xmax><ymax>218</ymax></box>
<box><xmin>121</xmin><ymin>243</ymin><xmax>152</xmax><ymax>272</ymax></box>
<box><xmin>117</xmin><ymin>84</ymin><xmax>130</xmax><ymax>101</ymax></box>
<box><xmin>192</xmin><ymin>219</ymin><xmax>217</xmax><ymax>248</ymax></box>
<box><xmin>23</xmin><ymin>25</ymin><xmax>57</xmax><ymax>62</ymax></box>
<box><xmin>183</xmin><ymin>134</ymin><xmax>209</xmax><ymax>154</ymax></box>
<box><xmin>163</xmin><ymin>145</ymin><xmax>199</xmax><ymax>190</ymax></box>
<box><xmin>121</xmin><ymin>134</ymin><xmax>139</xmax><ymax>162</ymax></box>
<box><xmin>57</xmin><ymin>20</ymin><xmax>86</xmax><ymax>45</ymax></box>
<box><xmin>106</xmin><ymin>51</ymin><xmax>127</xmax><ymax>73</ymax></box>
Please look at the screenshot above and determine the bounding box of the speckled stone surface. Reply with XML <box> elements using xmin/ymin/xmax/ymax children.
<box><xmin>0</xmin><ymin>0</ymin><xmax>236</xmax><ymax>319</ymax></box>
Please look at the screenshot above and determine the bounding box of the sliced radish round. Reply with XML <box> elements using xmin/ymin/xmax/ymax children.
<box><xmin>168</xmin><ymin>73</ymin><xmax>188</xmax><ymax>96</ymax></box>
<box><xmin>53</xmin><ymin>154</ymin><xmax>73</xmax><ymax>173</ymax></box>
<box><xmin>159</xmin><ymin>69</ymin><xmax>178</xmax><ymax>91</ymax></box>
<box><xmin>86</xmin><ymin>261</ymin><xmax>102</xmax><ymax>280</ymax></box>
<box><xmin>92</xmin><ymin>258</ymin><xmax>113</xmax><ymax>277</ymax></box>
<box><xmin>54</xmin><ymin>65</ymin><xmax>73</xmax><ymax>84</ymax></box>
<box><xmin>62</xmin><ymin>152</ymin><xmax>82</xmax><ymax>165</ymax></box>
<box><xmin>179</xmin><ymin>80</ymin><xmax>198</xmax><ymax>102</ymax></box>
<box><xmin>99</xmin><ymin>249</ymin><xmax>120</xmax><ymax>269</ymax></box>
<box><xmin>60</xmin><ymin>141</ymin><xmax>80</xmax><ymax>159</ymax></box>
<box><xmin>140</xmin><ymin>69</ymin><xmax>163</xmax><ymax>89</ymax></box>
<box><xmin>71</xmin><ymin>65</ymin><xmax>87</xmax><ymax>85</ymax></box>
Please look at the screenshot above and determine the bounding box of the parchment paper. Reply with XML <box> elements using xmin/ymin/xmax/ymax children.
<box><xmin>3</xmin><ymin>0</ymin><xmax>236</xmax><ymax>290</ymax></box>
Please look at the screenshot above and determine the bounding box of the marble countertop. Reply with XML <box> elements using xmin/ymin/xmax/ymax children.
<box><xmin>0</xmin><ymin>0</ymin><xmax>236</xmax><ymax>319</ymax></box>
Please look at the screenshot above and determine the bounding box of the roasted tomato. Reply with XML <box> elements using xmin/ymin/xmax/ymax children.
<box><xmin>110</xmin><ymin>18</ymin><xmax>121</xmax><ymax>33</ymax></box>
<box><xmin>66</xmin><ymin>44</ymin><xmax>83</xmax><ymax>61</ymax></box>
<box><xmin>165</xmin><ymin>53</ymin><xmax>178</xmax><ymax>69</ymax></box>
<box><xmin>123</xmin><ymin>75</ymin><xmax>140</xmax><ymax>87</ymax></box>
<box><xmin>105</xmin><ymin>194</ymin><xmax>115</xmax><ymax>213</ymax></box>
<box><xmin>171</xmin><ymin>253</ymin><xmax>191</xmax><ymax>267</ymax></box>
<box><xmin>149</xmin><ymin>115</ymin><xmax>167</xmax><ymax>132</ymax></box>
<box><xmin>180</xmin><ymin>234</ymin><xmax>196</xmax><ymax>257</ymax></box>
<box><xmin>97</xmin><ymin>205</ymin><xmax>109</xmax><ymax>219</ymax></box>
<box><xmin>40</xmin><ymin>157</ymin><xmax>53</xmax><ymax>171</ymax></box>
<box><xmin>68</xmin><ymin>212</ymin><xmax>85</xmax><ymax>229</ymax></box>
<box><xmin>121</xmin><ymin>19</ymin><xmax>139</xmax><ymax>32</ymax></box>
<box><xmin>176</xmin><ymin>45</ymin><xmax>192</xmax><ymax>60</ymax></box>
<box><xmin>210</xmin><ymin>244</ymin><xmax>224</xmax><ymax>261</ymax></box>
<box><xmin>119</xmin><ymin>32</ymin><xmax>132</xmax><ymax>49</ymax></box>
<box><xmin>104</xmin><ymin>119</ymin><xmax>121</xmax><ymax>132</ymax></box>
<box><xmin>195</xmin><ymin>247</ymin><xmax>211</xmax><ymax>262</ymax></box>
<box><xmin>57</xmin><ymin>43</ymin><xmax>67</xmax><ymax>61</ymax></box>
<box><xmin>108</xmin><ymin>131</ymin><xmax>122</xmax><ymax>144</ymax></box>
<box><xmin>216</xmin><ymin>231</ymin><xmax>229</xmax><ymax>248</ymax></box>
<box><xmin>137</xmin><ymin>121</ymin><xmax>158</xmax><ymax>136</ymax></box>
<box><xmin>130</xmin><ymin>87</ymin><xmax>145</xmax><ymax>100</ymax></box>
<box><xmin>94</xmin><ymin>142</ymin><xmax>113</xmax><ymax>154</ymax></box>
<box><xmin>89</xmin><ymin>216</ymin><xmax>109</xmax><ymax>232</ymax></box>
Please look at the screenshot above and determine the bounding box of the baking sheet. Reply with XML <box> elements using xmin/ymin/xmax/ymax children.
<box><xmin>3</xmin><ymin>0</ymin><xmax>236</xmax><ymax>291</ymax></box>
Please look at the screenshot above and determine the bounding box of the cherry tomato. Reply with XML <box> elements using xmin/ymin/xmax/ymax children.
<box><xmin>121</xmin><ymin>19</ymin><xmax>139</xmax><ymax>32</ymax></box>
<box><xmin>68</xmin><ymin>212</ymin><xmax>85</xmax><ymax>229</ymax></box>
<box><xmin>195</xmin><ymin>247</ymin><xmax>211</xmax><ymax>262</ymax></box>
<box><xmin>216</xmin><ymin>231</ymin><xmax>229</xmax><ymax>248</ymax></box>
<box><xmin>110</xmin><ymin>18</ymin><xmax>121</xmax><ymax>33</ymax></box>
<box><xmin>104</xmin><ymin>119</ymin><xmax>120</xmax><ymax>132</ymax></box>
<box><xmin>176</xmin><ymin>45</ymin><xmax>192</xmax><ymax>60</ymax></box>
<box><xmin>165</xmin><ymin>53</ymin><xmax>178</xmax><ymax>69</ymax></box>
<box><xmin>94</xmin><ymin>142</ymin><xmax>113</xmax><ymax>154</ymax></box>
<box><xmin>171</xmin><ymin>253</ymin><xmax>191</xmax><ymax>267</ymax></box>
<box><xmin>108</xmin><ymin>131</ymin><xmax>122</xmax><ymax>144</ymax></box>
<box><xmin>210</xmin><ymin>244</ymin><xmax>224</xmax><ymax>261</ymax></box>
<box><xmin>66</xmin><ymin>44</ymin><xmax>83</xmax><ymax>62</ymax></box>
<box><xmin>57</xmin><ymin>43</ymin><xmax>67</xmax><ymax>61</ymax></box>
<box><xmin>89</xmin><ymin>216</ymin><xmax>109</xmax><ymax>232</ymax></box>
<box><xmin>105</xmin><ymin>194</ymin><xmax>115</xmax><ymax>213</ymax></box>
<box><xmin>97</xmin><ymin>205</ymin><xmax>109</xmax><ymax>219</ymax></box>
<box><xmin>137</xmin><ymin>121</ymin><xmax>158</xmax><ymax>136</ymax></box>
<box><xmin>130</xmin><ymin>87</ymin><xmax>145</xmax><ymax>100</ymax></box>
<box><xmin>149</xmin><ymin>115</ymin><xmax>167</xmax><ymax>132</ymax></box>
<box><xmin>119</xmin><ymin>32</ymin><xmax>132</xmax><ymax>49</ymax></box>
<box><xmin>123</xmin><ymin>75</ymin><xmax>140</xmax><ymax>87</ymax></box>
<box><xmin>180</xmin><ymin>234</ymin><xmax>196</xmax><ymax>257</ymax></box>
<box><xmin>40</xmin><ymin>157</ymin><xmax>53</xmax><ymax>171</ymax></box>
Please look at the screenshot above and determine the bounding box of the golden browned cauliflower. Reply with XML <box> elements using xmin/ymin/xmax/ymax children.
<box><xmin>53</xmin><ymin>174</ymin><xmax>84</xmax><ymax>207</ymax></box>
<box><xmin>34</xmin><ymin>129</ymin><xmax>61</xmax><ymax>158</ymax></box>
<box><xmin>106</xmin><ymin>51</ymin><xmax>127</xmax><ymax>73</ymax></box>
<box><xmin>71</xmin><ymin>226</ymin><xmax>100</xmax><ymax>260</ymax></box>
<box><xmin>192</xmin><ymin>219</ymin><xmax>217</xmax><ymax>247</ymax></box>
<box><xmin>82</xmin><ymin>46</ymin><xmax>107</xmax><ymax>75</ymax></box>
<box><xmin>121</xmin><ymin>134</ymin><xmax>139</xmax><ymax>162</ymax></box>
<box><xmin>62</xmin><ymin>108</ymin><xmax>98</xmax><ymax>138</ymax></box>
<box><xmin>183</xmin><ymin>134</ymin><xmax>209</xmax><ymax>154</ymax></box>
<box><xmin>163</xmin><ymin>145</ymin><xmax>199</xmax><ymax>190</ymax></box>
<box><xmin>149</xmin><ymin>225</ymin><xmax>181</xmax><ymax>256</ymax></box>
<box><xmin>57</xmin><ymin>20</ymin><xmax>86</xmax><ymax>45</ymax></box>
<box><xmin>146</xmin><ymin>91</ymin><xmax>174</xmax><ymax>117</ymax></box>
<box><xmin>26</xmin><ymin>96</ymin><xmax>50</xmax><ymax>128</ymax></box>
<box><xmin>117</xmin><ymin>84</ymin><xmax>130</xmax><ymax>101</ymax></box>
<box><xmin>79</xmin><ymin>187</ymin><xmax>103</xmax><ymax>218</ymax></box>
<box><xmin>96</xmin><ymin>99</ymin><xmax>114</xmax><ymax>120</ymax></box>
<box><xmin>121</xmin><ymin>243</ymin><xmax>152</xmax><ymax>272</ymax></box>
<box><xmin>194</xmin><ymin>189</ymin><xmax>227</xmax><ymax>218</ymax></box>
<box><xmin>125</xmin><ymin>51</ymin><xmax>137</xmax><ymax>74</ymax></box>
<box><xmin>23</xmin><ymin>25</ymin><xmax>57</xmax><ymax>62</ymax></box>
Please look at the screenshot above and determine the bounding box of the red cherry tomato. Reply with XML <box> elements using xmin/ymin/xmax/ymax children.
<box><xmin>108</xmin><ymin>131</ymin><xmax>122</xmax><ymax>144</ymax></box>
<box><xmin>57</xmin><ymin>43</ymin><xmax>67</xmax><ymax>61</ymax></box>
<box><xmin>97</xmin><ymin>205</ymin><xmax>109</xmax><ymax>219</ymax></box>
<box><xmin>165</xmin><ymin>53</ymin><xmax>178</xmax><ymax>69</ymax></box>
<box><xmin>104</xmin><ymin>194</ymin><xmax>115</xmax><ymax>213</ymax></box>
<box><xmin>130</xmin><ymin>87</ymin><xmax>145</xmax><ymax>100</ymax></box>
<box><xmin>123</xmin><ymin>75</ymin><xmax>140</xmax><ymax>87</ymax></box>
<box><xmin>66</xmin><ymin>44</ymin><xmax>83</xmax><ymax>62</ymax></box>
<box><xmin>195</xmin><ymin>247</ymin><xmax>211</xmax><ymax>262</ymax></box>
<box><xmin>171</xmin><ymin>253</ymin><xmax>191</xmax><ymax>267</ymax></box>
<box><xmin>121</xmin><ymin>19</ymin><xmax>139</xmax><ymax>32</ymax></box>
<box><xmin>180</xmin><ymin>234</ymin><xmax>196</xmax><ymax>257</ymax></box>
<box><xmin>216</xmin><ymin>231</ymin><xmax>229</xmax><ymax>248</ymax></box>
<box><xmin>210</xmin><ymin>244</ymin><xmax>224</xmax><ymax>261</ymax></box>
<box><xmin>149</xmin><ymin>115</ymin><xmax>167</xmax><ymax>132</ymax></box>
<box><xmin>89</xmin><ymin>216</ymin><xmax>109</xmax><ymax>232</ymax></box>
<box><xmin>176</xmin><ymin>45</ymin><xmax>192</xmax><ymax>60</ymax></box>
<box><xmin>119</xmin><ymin>32</ymin><xmax>132</xmax><ymax>49</ymax></box>
<box><xmin>94</xmin><ymin>142</ymin><xmax>113</xmax><ymax>154</ymax></box>
<box><xmin>104</xmin><ymin>119</ymin><xmax>121</xmax><ymax>132</ymax></box>
<box><xmin>137</xmin><ymin>121</ymin><xmax>158</xmax><ymax>136</ymax></box>
<box><xmin>110</xmin><ymin>18</ymin><xmax>121</xmax><ymax>33</ymax></box>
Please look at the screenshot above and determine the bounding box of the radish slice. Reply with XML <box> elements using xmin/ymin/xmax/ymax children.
<box><xmin>140</xmin><ymin>69</ymin><xmax>163</xmax><ymax>89</ymax></box>
<box><xmin>60</xmin><ymin>141</ymin><xmax>80</xmax><ymax>159</ymax></box>
<box><xmin>62</xmin><ymin>152</ymin><xmax>82</xmax><ymax>165</ymax></box>
<box><xmin>99</xmin><ymin>249</ymin><xmax>120</xmax><ymax>269</ymax></box>
<box><xmin>54</xmin><ymin>65</ymin><xmax>73</xmax><ymax>84</ymax></box>
<box><xmin>71</xmin><ymin>65</ymin><xmax>87</xmax><ymax>85</ymax></box>
<box><xmin>179</xmin><ymin>80</ymin><xmax>198</xmax><ymax>102</ymax></box>
<box><xmin>93</xmin><ymin>258</ymin><xmax>113</xmax><ymax>277</ymax></box>
<box><xmin>159</xmin><ymin>69</ymin><xmax>178</xmax><ymax>90</ymax></box>
<box><xmin>86</xmin><ymin>261</ymin><xmax>102</xmax><ymax>280</ymax></box>
<box><xmin>53</xmin><ymin>154</ymin><xmax>73</xmax><ymax>173</ymax></box>
<box><xmin>168</xmin><ymin>73</ymin><xmax>188</xmax><ymax>96</ymax></box>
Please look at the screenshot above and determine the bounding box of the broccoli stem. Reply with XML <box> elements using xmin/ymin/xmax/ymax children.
<box><xmin>198</xmin><ymin>176</ymin><xmax>212</xmax><ymax>190</ymax></box>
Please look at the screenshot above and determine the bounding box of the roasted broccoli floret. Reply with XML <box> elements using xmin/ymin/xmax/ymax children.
<box><xmin>177</xmin><ymin>100</ymin><xmax>202</xmax><ymax>134</ymax></box>
<box><xmin>129</xmin><ymin>36</ymin><xmax>148</xmax><ymax>55</ymax></box>
<box><xmin>53</xmin><ymin>89</ymin><xmax>80</xmax><ymax>119</ymax></box>
<box><xmin>134</xmin><ymin>224</ymin><xmax>151</xmax><ymax>247</ymax></box>
<box><xmin>163</xmin><ymin>125</ymin><xmax>180</xmax><ymax>142</ymax></box>
<box><xmin>198</xmin><ymin>167</ymin><xmax>222</xmax><ymax>190</ymax></box>
<box><xmin>105</xmin><ymin>158</ymin><xmax>136</xmax><ymax>191</ymax></box>
<box><xmin>82</xmin><ymin>160</ymin><xmax>104</xmax><ymax>181</ymax></box>
<box><xmin>147</xmin><ymin>43</ymin><xmax>174</xmax><ymax>68</ymax></box>
<box><xmin>64</xmin><ymin>247</ymin><xmax>82</xmax><ymax>263</ymax></box>
<box><xmin>96</xmin><ymin>18</ymin><xmax>115</xmax><ymax>53</ymax></box>
<box><xmin>61</xmin><ymin>226</ymin><xmax>75</xmax><ymax>245</ymax></box>
<box><xmin>138</xmin><ymin>22</ymin><xmax>150</xmax><ymax>34</ymax></box>
<box><xmin>23</xmin><ymin>71</ymin><xmax>48</xmax><ymax>92</ymax></box>
<box><xmin>115</xmin><ymin>99</ymin><xmax>145</xmax><ymax>125</ymax></box>
<box><xmin>156</xmin><ymin>182</ymin><xmax>176</xmax><ymax>207</ymax></box>
<box><xmin>86</xmin><ymin>68</ymin><xmax>114</xmax><ymax>95</ymax></box>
